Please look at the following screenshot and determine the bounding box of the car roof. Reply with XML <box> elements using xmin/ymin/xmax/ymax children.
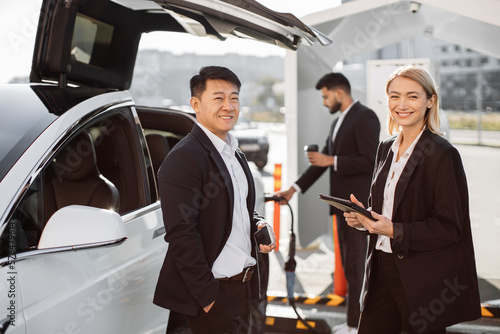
<box><xmin>30</xmin><ymin>0</ymin><xmax>330</xmax><ymax>90</ymax></box>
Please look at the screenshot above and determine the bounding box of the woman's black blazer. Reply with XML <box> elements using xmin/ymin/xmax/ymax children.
<box><xmin>362</xmin><ymin>129</ymin><xmax>481</xmax><ymax>333</ymax></box>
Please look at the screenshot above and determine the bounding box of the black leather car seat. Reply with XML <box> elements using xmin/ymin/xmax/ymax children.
<box><xmin>45</xmin><ymin>131</ymin><xmax>120</xmax><ymax>218</ymax></box>
<box><xmin>145</xmin><ymin>133</ymin><xmax>171</xmax><ymax>178</ymax></box>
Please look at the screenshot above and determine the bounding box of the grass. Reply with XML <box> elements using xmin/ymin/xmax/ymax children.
<box><xmin>246</xmin><ymin>110</ymin><xmax>500</xmax><ymax>132</ymax></box>
<box><xmin>445</xmin><ymin>111</ymin><xmax>500</xmax><ymax>131</ymax></box>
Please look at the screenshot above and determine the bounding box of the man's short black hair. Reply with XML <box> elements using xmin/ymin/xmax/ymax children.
<box><xmin>315</xmin><ymin>72</ymin><xmax>351</xmax><ymax>94</ymax></box>
<box><xmin>190</xmin><ymin>66</ymin><xmax>241</xmax><ymax>98</ymax></box>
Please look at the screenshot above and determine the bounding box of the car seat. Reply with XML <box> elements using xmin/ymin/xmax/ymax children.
<box><xmin>145</xmin><ymin>133</ymin><xmax>171</xmax><ymax>179</ymax></box>
<box><xmin>44</xmin><ymin>131</ymin><xmax>120</xmax><ymax>219</ymax></box>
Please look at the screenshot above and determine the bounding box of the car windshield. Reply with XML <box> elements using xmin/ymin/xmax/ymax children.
<box><xmin>0</xmin><ymin>85</ymin><xmax>57</xmax><ymax>181</ymax></box>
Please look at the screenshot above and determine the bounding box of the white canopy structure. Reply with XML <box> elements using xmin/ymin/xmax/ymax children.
<box><xmin>284</xmin><ymin>0</ymin><xmax>500</xmax><ymax>247</ymax></box>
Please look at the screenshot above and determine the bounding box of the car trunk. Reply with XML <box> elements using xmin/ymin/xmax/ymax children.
<box><xmin>30</xmin><ymin>0</ymin><xmax>330</xmax><ymax>90</ymax></box>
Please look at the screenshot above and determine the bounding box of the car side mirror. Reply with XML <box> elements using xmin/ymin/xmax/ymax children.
<box><xmin>38</xmin><ymin>205</ymin><xmax>127</xmax><ymax>250</ymax></box>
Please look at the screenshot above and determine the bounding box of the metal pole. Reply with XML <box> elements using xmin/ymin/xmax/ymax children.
<box><xmin>475</xmin><ymin>62</ymin><xmax>483</xmax><ymax>145</ymax></box>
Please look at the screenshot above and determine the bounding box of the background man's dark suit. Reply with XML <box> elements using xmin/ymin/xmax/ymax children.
<box><xmin>153</xmin><ymin>124</ymin><xmax>266</xmax><ymax>318</ymax></box>
<box><xmin>295</xmin><ymin>102</ymin><xmax>380</xmax><ymax>326</ymax></box>
<box><xmin>360</xmin><ymin>129</ymin><xmax>480</xmax><ymax>333</ymax></box>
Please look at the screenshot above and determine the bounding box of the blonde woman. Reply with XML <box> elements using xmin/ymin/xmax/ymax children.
<box><xmin>345</xmin><ymin>65</ymin><xmax>481</xmax><ymax>333</ymax></box>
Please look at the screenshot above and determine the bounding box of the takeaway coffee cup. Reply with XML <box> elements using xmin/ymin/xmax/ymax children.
<box><xmin>304</xmin><ymin>145</ymin><xmax>318</xmax><ymax>164</ymax></box>
<box><xmin>304</xmin><ymin>144</ymin><xmax>318</xmax><ymax>152</ymax></box>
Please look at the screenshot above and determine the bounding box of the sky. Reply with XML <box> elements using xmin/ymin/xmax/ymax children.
<box><xmin>0</xmin><ymin>0</ymin><xmax>340</xmax><ymax>84</ymax></box>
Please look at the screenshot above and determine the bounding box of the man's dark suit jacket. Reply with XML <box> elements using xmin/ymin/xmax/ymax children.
<box><xmin>153</xmin><ymin>124</ymin><xmax>265</xmax><ymax>317</ymax></box>
<box><xmin>362</xmin><ymin>129</ymin><xmax>481</xmax><ymax>332</ymax></box>
<box><xmin>296</xmin><ymin>102</ymin><xmax>380</xmax><ymax>212</ymax></box>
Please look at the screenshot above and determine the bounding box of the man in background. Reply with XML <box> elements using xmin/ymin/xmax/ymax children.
<box><xmin>277</xmin><ymin>72</ymin><xmax>380</xmax><ymax>333</ymax></box>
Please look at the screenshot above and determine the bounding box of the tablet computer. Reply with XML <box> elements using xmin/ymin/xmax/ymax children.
<box><xmin>317</xmin><ymin>193</ymin><xmax>376</xmax><ymax>221</ymax></box>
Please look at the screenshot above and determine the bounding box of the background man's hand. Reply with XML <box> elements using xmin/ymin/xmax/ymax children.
<box><xmin>274</xmin><ymin>187</ymin><xmax>296</xmax><ymax>205</ymax></box>
<box><xmin>307</xmin><ymin>152</ymin><xmax>334</xmax><ymax>167</ymax></box>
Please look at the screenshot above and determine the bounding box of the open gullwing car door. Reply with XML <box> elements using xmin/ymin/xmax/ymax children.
<box><xmin>30</xmin><ymin>0</ymin><xmax>331</xmax><ymax>90</ymax></box>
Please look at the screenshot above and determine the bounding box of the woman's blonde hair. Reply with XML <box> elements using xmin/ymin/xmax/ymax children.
<box><xmin>385</xmin><ymin>64</ymin><xmax>441</xmax><ymax>135</ymax></box>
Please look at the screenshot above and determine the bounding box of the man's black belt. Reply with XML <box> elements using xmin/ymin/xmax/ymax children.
<box><xmin>218</xmin><ymin>266</ymin><xmax>254</xmax><ymax>283</ymax></box>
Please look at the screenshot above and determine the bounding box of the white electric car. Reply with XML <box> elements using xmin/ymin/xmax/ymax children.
<box><xmin>0</xmin><ymin>0</ymin><xmax>328</xmax><ymax>333</ymax></box>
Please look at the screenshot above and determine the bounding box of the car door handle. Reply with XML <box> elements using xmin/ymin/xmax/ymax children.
<box><xmin>153</xmin><ymin>226</ymin><xmax>166</xmax><ymax>239</ymax></box>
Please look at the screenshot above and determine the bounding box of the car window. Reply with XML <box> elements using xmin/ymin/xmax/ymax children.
<box><xmin>136</xmin><ymin>107</ymin><xmax>196</xmax><ymax>200</ymax></box>
<box><xmin>0</xmin><ymin>108</ymin><xmax>150</xmax><ymax>258</ymax></box>
<box><xmin>71</xmin><ymin>13</ymin><xmax>114</xmax><ymax>66</ymax></box>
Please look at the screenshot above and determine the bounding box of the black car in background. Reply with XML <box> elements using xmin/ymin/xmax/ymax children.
<box><xmin>232</xmin><ymin>115</ymin><xmax>269</xmax><ymax>169</ymax></box>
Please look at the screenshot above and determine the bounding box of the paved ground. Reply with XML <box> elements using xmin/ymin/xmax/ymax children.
<box><xmin>450</xmin><ymin>129</ymin><xmax>500</xmax><ymax>147</ymax></box>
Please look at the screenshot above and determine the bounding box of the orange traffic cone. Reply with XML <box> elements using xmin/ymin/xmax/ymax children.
<box><xmin>332</xmin><ymin>215</ymin><xmax>347</xmax><ymax>296</ymax></box>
